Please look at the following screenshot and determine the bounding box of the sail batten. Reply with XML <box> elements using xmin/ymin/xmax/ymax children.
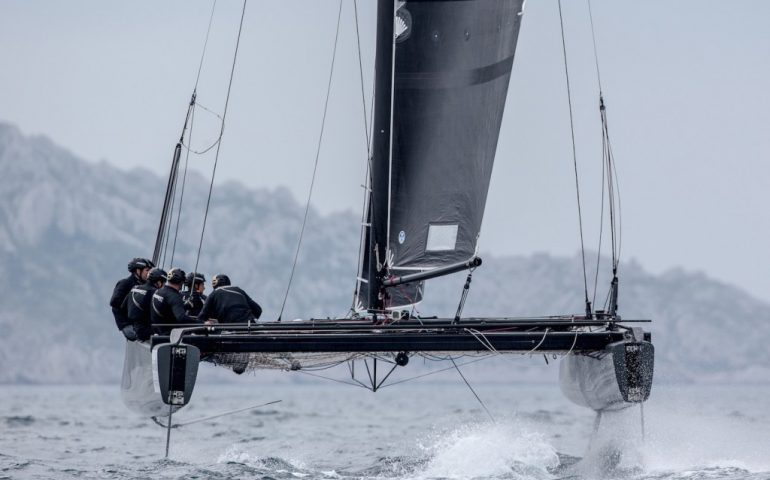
<box><xmin>357</xmin><ymin>0</ymin><xmax>525</xmax><ymax>311</ymax></box>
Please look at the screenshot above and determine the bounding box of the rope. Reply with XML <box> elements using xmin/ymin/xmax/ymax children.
<box><xmin>192</xmin><ymin>0</ymin><xmax>247</xmax><ymax>277</ymax></box>
<box><xmin>557</xmin><ymin>0</ymin><xmax>591</xmax><ymax>317</ymax></box>
<box><xmin>465</xmin><ymin>327</ymin><xmax>555</xmax><ymax>359</ymax></box>
<box><xmin>527</xmin><ymin>327</ymin><xmax>550</xmax><ymax>357</ymax></box>
<box><xmin>565</xmin><ymin>327</ymin><xmax>579</xmax><ymax>356</ymax></box>
<box><xmin>278</xmin><ymin>0</ymin><xmax>344</xmax><ymax>321</ymax></box>
<box><xmin>181</xmin><ymin>102</ymin><xmax>224</xmax><ymax>155</ymax></box>
<box><xmin>465</xmin><ymin>328</ymin><xmax>499</xmax><ymax>355</ymax></box>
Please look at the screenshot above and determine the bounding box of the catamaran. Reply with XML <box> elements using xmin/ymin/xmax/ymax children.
<box><xmin>120</xmin><ymin>0</ymin><xmax>654</xmax><ymax>450</ymax></box>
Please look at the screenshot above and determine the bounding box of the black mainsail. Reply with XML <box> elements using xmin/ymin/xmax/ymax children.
<box><xmin>357</xmin><ymin>0</ymin><xmax>526</xmax><ymax>310</ymax></box>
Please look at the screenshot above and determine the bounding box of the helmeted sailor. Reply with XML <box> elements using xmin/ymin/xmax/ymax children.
<box><xmin>197</xmin><ymin>274</ymin><xmax>263</xmax><ymax>324</ymax></box>
<box><xmin>110</xmin><ymin>257</ymin><xmax>153</xmax><ymax>341</ymax></box>
<box><xmin>182</xmin><ymin>272</ymin><xmax>207</xmax><ymax>317</ymax></box>
<box><xmin>126</xmin><ymin>267</ymin><xmax>167</xmax><ymax>341</ymax></box>
<box><xmin>151</xmin><ymin>268</ymin><xmax>196</xmax><ymax>329</ymax></box>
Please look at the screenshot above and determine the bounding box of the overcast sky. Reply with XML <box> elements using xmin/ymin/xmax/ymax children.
<box><xmin>1</xmin><ymin>1</ymin><xmax>769</xmax><ymax>302</ymax></box>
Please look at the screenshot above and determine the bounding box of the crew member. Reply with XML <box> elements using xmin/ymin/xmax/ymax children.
<box><xmin>197</xmin><ymin>274</ymin><xmax>262</xmax><ymax>324</ymax></box>
<box><xmin>126</xmin><ymin>267</ymin><xmax>167</xmax><ymax>341</ymax></box>
<box><xmin>151</xmin><ymin>268</ymin><xmax>196</xmax><ymax>330</ymax></box>
<box><xmin>182</xmin><ymin>272</ymin><xmax>207</xmax><ymax>317</ymax></box>
<box><xmin>110</xmin><ymin>257</ymin><xmax>153</xmax><ymax>340</ymax></box>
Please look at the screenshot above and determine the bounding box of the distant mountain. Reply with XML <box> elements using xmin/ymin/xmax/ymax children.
<box><xmin>1</xmin><ymin>122</ymin><xmax>768</xmax><ymax>384</ymax></box>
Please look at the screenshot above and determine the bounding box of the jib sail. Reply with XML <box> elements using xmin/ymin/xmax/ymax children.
<box><xmin>357</xmin><ymin>0</ymin><xmax>526</xmax><ymax>311</ymax></box>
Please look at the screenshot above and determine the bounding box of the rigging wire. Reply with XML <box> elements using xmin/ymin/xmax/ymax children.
<box><xmin>588</xmin><ymin>0</ymin><xmax>607</xmax><ymax>305</ymax></box>
<box><xmin>451</xmin><ymin>357</ymin><xmax>495</xmax><ymax>422</ymax></box>
<box><xmin>170</xmin><ymin>103</ymin><xmax>196</xmax><ymax>266</ymax></box>
<box><xmin>586</xmin><ymin>0</ymin><xmax>603</xmax><ymax>95</ymax></box>
<box><xmin>586</xmin><ymin>0</ymin><xmax>623</xmax><ymax>310</ymax></box>
<box><xmin>592</xmin><ymin>140</ymin><xmax>606</xmax><ymax>307</ymax></box>
<box><xmin>557</xmin><ymin>0</ymin><xmax>592</xmax><ymax>317</ymax></box>
<box><xmin>152</xmin><ymin>400</ymin><xmax>281</xmax><ymax>429</ymax></box>
<box><xmin>352</xmin><ymin>0</ymin><xmax>374</xmax><ymax>313</ymax></box>
<box><xmin>377</xmin><ymin>356</ymin><xmax>492</xmax><ymax>389</ymax></box>
<box><xmin>157</xmin><ymin>0</ymin><xmax>218</xmax><ymax>267</ymax></box>
<box><xmin>193</xmin><ymin>0</ymin><xmax>248</xmax><ymax>276</ymax></box>
<box><xmin>278</xmin><ymin>0</ymin><xmax>344</xmax><ymax>321</ymax></box>
<box><xmin>604</xmin><ymin>108</ymin><xmax>621</xmax><ymax>273</ymax></box>
<box><xmin>192</xmin><ymin>0</ymin><xmax>219</xmax><ymax>92</ymax></box>
<box><xmin>161</xmin><ymin>150</ymin><xmax>181</xmax><ymax>268</ymax></box>
<box><xmin>353</xmin><ymin>0</ymin><xmax>371</xmax><ymax>150</ymax></box>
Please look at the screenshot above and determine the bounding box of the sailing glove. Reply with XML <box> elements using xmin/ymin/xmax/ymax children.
<box><xmin>122</xmin><ymin>325</ymin><xmax>138</xmax><ymax>341</ymax></box>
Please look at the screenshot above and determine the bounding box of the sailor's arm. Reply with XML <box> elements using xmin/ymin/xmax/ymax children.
<box><xmin>170</xmin><ymin>295</ymin><xmax>195</xmax><ymax>324</ymax></box>
<box><xmin>110</xmin><ymin>278</ymin><xmax>132</xmax><ymax>309</ymax></box>
<box><xmin>197</xmin><ymin>293</ymin><xmax>215</xmax><ymax>324</ymax></box>
<box><xmin>245</xmin><ymin>291</ymin><xmax>262</xmax><ymax>320</ymax></box>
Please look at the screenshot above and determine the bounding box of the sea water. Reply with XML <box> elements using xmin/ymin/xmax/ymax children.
<box><xmin>1</xmin><ymin>374</ymin><xmax>769</xmax><ymax>479</ymax></box>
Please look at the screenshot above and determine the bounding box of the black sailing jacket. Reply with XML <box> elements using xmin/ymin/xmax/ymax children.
<box><xmin>126</xmin><ymin>282</ymin><xmax>157</xmax><ymax>341</ymax></box>
<box><xmin>182</xmin><ymin>291</ymin><xmax>207</xmax><ymax>317</ymax></box>
<box><xmin>110</xmin><ymin>274</ymin><xmax>140</xmax><ymax>330</ymax></box>
<box><xmin>197</xmin><ymin>286</ymin><xmax>262</xmax><ymax>324</ymax></box>
<box><xmin>151</xmin><ymin>285</ymin><xmax>195</xmax><ymax>327</ymax></box>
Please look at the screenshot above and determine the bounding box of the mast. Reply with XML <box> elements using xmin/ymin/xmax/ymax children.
<box><xmin>366</xmin><ymin>0</ymin><xmax>397</xmax><ymax>311</ymax></box>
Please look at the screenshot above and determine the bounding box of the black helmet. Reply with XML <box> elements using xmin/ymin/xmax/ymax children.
<box><xmin>147</xmin><ymin>268</ymin><xmax>167</xmax><ymax>284</ymax></box>
<box><xmin>127</xmin><ymin>257</ymin><xmax>153</xmax><ymax>272</ymax></box>
<box><xmin>186</xmin><ymin>272</ymin><xmax>206</xmax><ymax>288</ymax></box>
<box><xmin>166</xmin><ymin>268</ymin><xmax>186</xmax><ymax>285</ymax></box>
<box><xmin>212</xmin><ymin>274</ymin><xmax>231</xmax><ymax>289</ymax></box>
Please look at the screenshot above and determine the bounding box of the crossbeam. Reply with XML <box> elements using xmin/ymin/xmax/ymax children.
<box><xmin>152</xmin><ymin>330</ymin><xmax>650</xmax><ymax>354</ymax></box>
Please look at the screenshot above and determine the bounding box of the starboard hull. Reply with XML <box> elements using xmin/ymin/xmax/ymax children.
<box><xmin>559</xmin><ymin>340</ymin><xmax>654</xmax><ymax>412</ymax></box>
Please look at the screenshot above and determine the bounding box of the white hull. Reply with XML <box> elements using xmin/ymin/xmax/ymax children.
<box><xmin>559</xmin><ymin>340</ymin><xmax>654</xmax><ymax>412</ymax></box>
<box><xmin>120</xmin><ymin>340</ymin><xmax>181</xmax><ymax>417</ymax></box>
<box><xmin>560</xmin><ymin>350</ymin><xmax>626</xmax><ymax>411</ymax></box>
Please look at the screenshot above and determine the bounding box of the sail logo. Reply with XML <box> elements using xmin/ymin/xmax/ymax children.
<box><xmin>395</xmin><ymin>4</ymin><xmax>411</xmax><ymax>43</ymax></box>
<box><xmin>398</xmin><ymin>230</ymin><xmax>406</xmax><ymax>244</ymax></box>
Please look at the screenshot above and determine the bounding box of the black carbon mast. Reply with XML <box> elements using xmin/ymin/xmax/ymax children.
<box><xmin>360</xmin><ymin>0</ymin><xmax>397</xmax><ymax>312</ymax></box>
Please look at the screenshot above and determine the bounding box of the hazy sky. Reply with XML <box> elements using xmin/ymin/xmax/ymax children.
<box><xmin>1</xmin><ymin>1</ymin><xmax>769</xmax><ymax>302</ymax></box>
